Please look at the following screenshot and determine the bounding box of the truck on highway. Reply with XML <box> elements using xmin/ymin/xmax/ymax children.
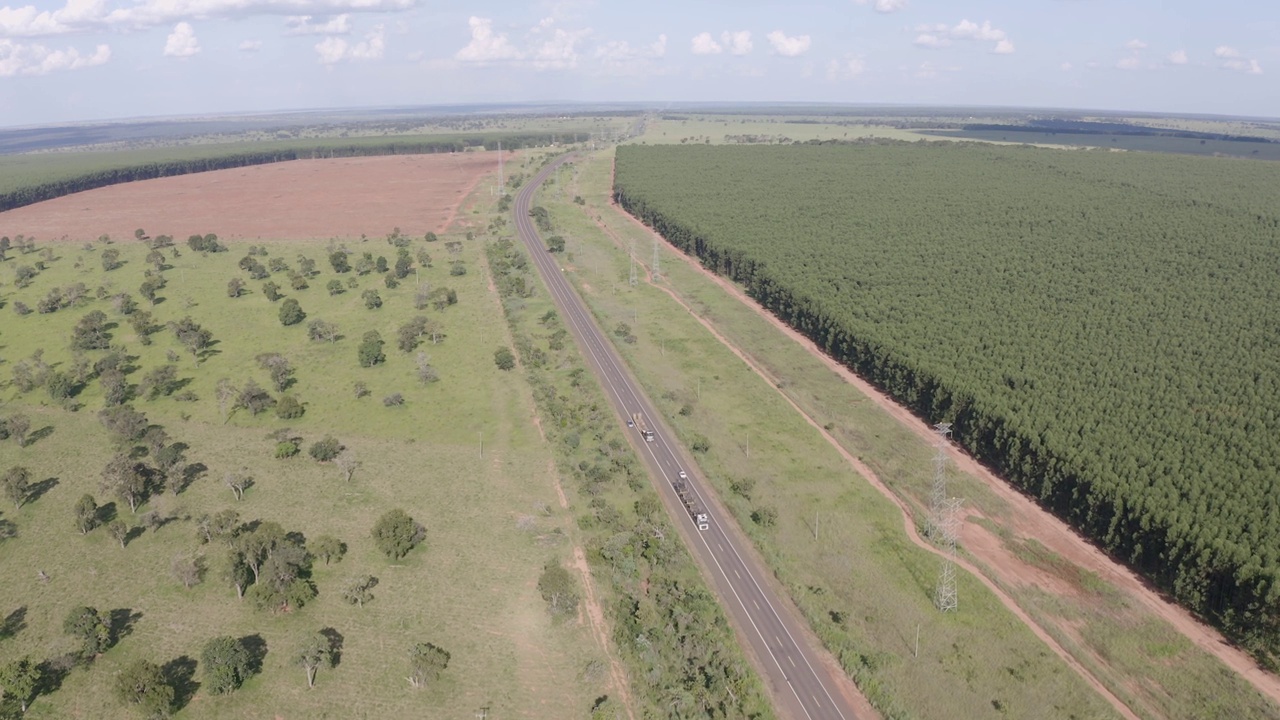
<box><xmin>631</xmin><ymin>412</ymin><xmax>655</xmax><ymax>442</ymax></box>
<box><xmin>672</xmin><ymin>477</ymin><xmax>710</xmax><ymax>531</ymax></box>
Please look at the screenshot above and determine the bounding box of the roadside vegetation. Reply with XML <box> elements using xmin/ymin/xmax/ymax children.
<box><xmin>613</xmin><ymin>142</ymin><xmax>1280</xmax><ymax>668</ymax></box>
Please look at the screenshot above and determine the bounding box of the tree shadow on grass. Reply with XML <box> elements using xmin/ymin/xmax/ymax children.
<box><xmin>161</xmin><ymin>655</ymin><xmax>199</xmax><ymax>712</ymax></box>
<box><xmin>25</xmin><ymin>477</ymin><xmax>59</xmax><ymax>505</ymax></box>
<box><xmin>319</xmin><ymin>627</ymin><xmax>344</xmax><ymax>667</ymax></box>
<box><xmin>123</xmin><ymin>526</ymin><xmax>145</xmax><ymax>546</ymax></box>
<box><xmin>96</xmin><ymin>502</ymin><xmax>118</xmax><ymax>526</ymax></box>
<box><xmin>174</xmin><ymin>463</ymin><xmax>207</xmax><ymax>494</ymax></box>
<box><xmin>0</xmin><ymin>517</ymin><xmax>15</xmax><ymax>542</ymax></box>
<box><xmin>25</xmin><ymin>426</ymin><xmax>54</xmax><ymax>447</ymax></box>
<box><xmin>108</xmin><ymin>608</ymin><xmax>142</xmax><ymax>648</ymax></box>
<box><xmin>35</xmin><ymin>653</ymin><xmax>76</xmax><ymax>695</ymax></box>
<box><xmin>0</xmin><ymin>606</ymin><xmax>27</xmax><ymax>640</ymax></box>
<box><xmin>238</xmin><ymin>634</ymin><xmax>268</xmax><ymax>676</ymax></box>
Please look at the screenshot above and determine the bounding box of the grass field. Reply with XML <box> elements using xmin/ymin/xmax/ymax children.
<box><xmin>0</xmin><ymin>196</ymin><xmax>609</xmax><ymax>717</ymax></box>
<box><xmin>530</xmin><ymin>148</ymin><xmax>1280</xmax><ymax>720</ymax></box>
<box><xmin>630</xmin><ymin>115</ymin><xmax>923</xmax><ymax>145</ymax></box>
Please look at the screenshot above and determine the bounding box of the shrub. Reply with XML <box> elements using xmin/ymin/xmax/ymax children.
<box><xmin>371</xmin><ymin>509</ymin><xmax>425</xmax><ymax>559</ymax></box>
<box><xmin>382</xmin><ymin>393</ymin><xmax>404</xmax><ymax>407</ymax></box>
<box><xmin>274</xmin><ymin>440</ymin><xmax>299</xmax><ymax>459</ymax></box>
<box><xmin>275</xmin><ymin>395</ymin><xmax>305</xmax><ymax>419</ymax></box>
<box><xmin>309</xmin><ymin>436</ymin><xmax>342</xmax><ymax>462</ymax></box>
<box><xmin>326</xmin><ymin>279</ymin><xmax>344</xmax><ymax>296</ymax></box>
<box><xmin>279</xmin><ymin>298</ymin><xmax>305</xmax><ymax>326</ymax></box>
<box><xmin>494</xmin><ymin>347</ymin><xmax>516</xmax><ymax>371</ymax></box>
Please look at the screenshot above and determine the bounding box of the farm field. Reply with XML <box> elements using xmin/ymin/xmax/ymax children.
<box><xmin>0</xmin><ymin>166</ymin><xmax>611</xmax><ymax>718</ymax></box>
<box><xmin>0</xmin><ymin>154</ymin><xmax>499</xmax><ymax>243</ymax></box>
<box><xmin>630</xmin><ymin>115</ymin><xmax>923</xmax><ymax>145</ymax></box>
<box><xmin>611</xmin><ymin>143</ymin><xmax>1280</xmax><ymax>665</ymax></box>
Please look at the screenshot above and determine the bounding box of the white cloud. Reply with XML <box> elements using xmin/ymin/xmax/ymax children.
<box><xmin>285</xmin><ymin>14</ymin><xmax>350</xmax><ymax>35</ymax></box>
<box><xmin>650</xmin><ymin>33</ymin><xmax>666</xmax><ymax>57</ymax></box>
<box><xmin>766</xmin><ymin>30</ymin><xmax>810</xmax><ymax>57</ymax></box>
<box><xmin>854</xmin><ymin>0</ymin><xmax>907</xmax><ymax>12</ymax></box>
<box><xmin>0</xmin><ymin>37</ymin><xmax>109</xmax><ymax>75</ymax></box>
<box><xmin>690</xmin><ymin>31</ymin><xmax>721</xmax><ymax>55</ymax></box>
<box><xmin>1168</xmin><ymin>49</ymin><xmax>1187</xmax><ymax>65</ymax></box>
<box><xmin>530</xmin><ymin>25</ymin><xmax>589</xmax><ymax>69</ymax></box>
<box><xmin>1116</xmin><ymin>56</ymin><xmax>1141</xmax><ymax>70</ymax></box>
<box><xmin>1214</xmin><ymin>45</ymin><xmax>1240</xmax><ymax>58</ymax></box>
<box><xmin>916</xmin><ymin>19</ymin><xmax>1013</xmax><ymax>54</ymax></box>
<box><xmin>163</xmin><ymin>21</ymin><xmax>199</xmax><ymax>57</ymax></box>
<box><xmin>720</xmin><ymin>30</ymin><xmax>752</xmax><ymax>55</ymax></box>
<box><xmin>914</xmin><ymin>61</ymin><xmax>958</xmax><ymax>79</ymax></box>
<box><xmin>237</xmin><ymin>39</ymin><xmax>261</xmax><ymax>51</ymax></box>
<box><xmin>913</xmin><ymin>34</ymin><xmax>949</xmax><ymax>49</ymax></box>
<box><xmin>455</xmin><ymin>16</ymin><xmax>521</xmax><ymax>63</ymax></box>
<box><xmin>1222</xmin><ymin>58</ymin><xmax>1262</xmax><ymax>74</ymax></box>
<box><xmin>0</xmin><ymin>0</ymin><xmax>104</xmax><ymax>37</ymax></box>
<box><xmin>826</xmin><ymin>55</ymin><xmax>865</xmax><ymax>80</ymax></box>
<box><xmin>1125</xmin><ymin>39</ymin><xmax>1147</xmax><ymax>51</ymax></box>
<box><xmin>314</xmin><ymin>22</ymin><xmax>382</xmax><ymax>63</ymax></box>
<box><xmin>0</xmin><ymin>0</ymin><xmax>415</xmax><ymax>36</ymax></box>
<box><xmin>1061</xmin><ymin>61</ymin><xmax>1072</xmax><ymax>71</ymax></box>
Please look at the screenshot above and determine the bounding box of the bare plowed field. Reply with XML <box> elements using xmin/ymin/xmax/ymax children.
<box><xmin>0</xmin><ymin>153</ymin><xmax>499</xmax><ymax>242</ymax></box>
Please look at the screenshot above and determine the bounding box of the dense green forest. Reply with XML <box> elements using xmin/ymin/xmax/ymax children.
<box><xmin>613</xmin><ymin>142</ymin><xmax>1280</xmax><ymax>666</ymax></box>
<box><xmin>0</xmin><ymin>132</ymin><xmax>578</xmax><ymax>212</ymax></box>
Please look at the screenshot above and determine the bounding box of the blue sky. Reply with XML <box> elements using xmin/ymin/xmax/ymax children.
<box><xmin>0</xmin><ymin>0</ymin><xmax>1275</xmax><ymax>127</ymax></box>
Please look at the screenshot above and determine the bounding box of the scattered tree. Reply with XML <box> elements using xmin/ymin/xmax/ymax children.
<box><xmin>341</xmin><ymin>575</ymin><xmax>378</xmax><ymax>608</ymax></box>
<box><xmin>169</xmin><ymin>316</ymin><xmax>213</xmax><ymax>364</ymax></box>
<box><xmin>235</xmin><ymin>380</ymin><xmax>274</xmax><ymax>417</ymax></box>
<box><xmin>74</xmin><ymin>494</ymin><xmax>99</xmax><ymax>533</ymax></box>
<box><xmin>227</xmin><ymin>278</ymin><xmax>245</xmax><ymax>298</ymax></box>
<box><xmin>98</xmin><ymin>405</ymin><xmax>149</xmax><ymax>446</ymax></box>
<box><xmin>201</xmin><ymin>636</ymin><xmax>254</xmax><ymax>695</ymax></box>
<box><xmin>171</xmin><ymin>553</ymin><xmax>205</xmax><ymax>589</ymax></box>
<box><xmin>357</xmin><ymin>331</ymin><xmax>385</xmax><ymax>367</ymax></box>
<box><xmin>139</xmin><ymin>365</ymin><xmax>179</xmax><ymax>400</ymax></box>
<box><xmin>107</xmin><ymin>519</ymin><xmax>131</xmax><ymax>548</ymax></box>
<box><xmin>255</xmin><ymin>353</ymin><xmax>294</xmax><ymax>392</ymax></box>
<box><xmin>371</xmin><ymin>509</ymin><xmax>425</xmax><ymax>560</ymax></box>
<box><xmin>334</xmin><ymin>450</ymin><xmax>359</xmax><ymax>483</ymax></box>
<box><xmin>262</xmin><ymin>281</ymin><xmax>282</xmax><ymax>302</ymax></box>
<box><xmin>139</xmin><ymin>276</ymin><xmax>165</xmax><ymax>305</ymax></box>
<box><xmin>101</xmin><ymin>248</ymin><xmax>122</xmax><ymax>271</ymax></box>
<box><xmin>537</xmin><ymin>561</ymin><xmax>580</xmax><ymax>618</ymax></box>
<box><xmin>223</xmin><ymin>471</ymin><xmax>252</xmax><ymax>502</ymax></box>
<box><xmin>1</xmin><ymin>466</ymin><xmax>31</xmax><ymax>510</ymax></box>
<box><xmin>326</xmin><ymin>279</ymin><xmax>344</xmax><ymax>296</ymax></box>
<box><xmin>407</xmin><ymin>642</ymin><xmax>449</xmax><ymax>689</ymax></box>
<box><xmin>113</xmin><ymin>658</ymin><xmax>173</xmax><ymax>717</ymax></box>
<box><xmin>361</xmin><ymin>289</ymin><xmax>382</xmax><ymax>310</ymax></box>
<box><xmin>309</xmin><ymin>436</ymin><xmax>342</xmax><ymax>462</ymax></box>
<box><xmin>101</xmin><ymin>454</ymin><xmax>148</xmax><ymax>512</ymax></box>
<box><xmin>6</xmin><ymin>414</ymin><xmax>30</xmax><ymax>447</ymax></box>
<box><xmin>309</xmin><ymin>535</ymin><xmax>346</xmax><ymax>565</ymax></box>
<box><xmin>215</xmin><ymin>379</ymin><xmax>238</xmax><ymax>422</ymax></box>
<box><xmin>328</xmin><ymin>251</ymin><xmax>350</xmax><ymax>273</ymax></box>
<box><xmin>382</xmin><ymin>393</ymin><xmax>404</xmax><ymax>407</ymax></box>
<box><xmin>295</xmin><ymin>631</ymin><xmax>335</xmax><ymax>689</ymax></box>
<box><xmin>0</xmin><ymin>656</ymin><xmax>41</xmax><ymax>713</ymax></box>
<box><xmin>63</xmin><ymin>605</ymin><xmax>111</xmax><ymax>657</ymax></box>
<box><xmin>494</xmin><ymin>347</ymin><xmax>516</xmax><ymax>371</ymax></box>
<box><xmin>275</xmin><ymin>395</ymin><xmax>304</xmax><ymax>420</ymax></box>
<box><xmin>71</xmin><ymin>309</ymin><xmax>112</xmax><ymax>350</ymax></box>
<box><xmin>279</xmin><ymin>298</ymin><xmax>305</xmax><ymax>326</ymax></box>
<box><xmin>307</xmin><ymin>319</ymin><xmax>338</xmax><ymax>343</ymax></box>
<box><xmin>546</xmin><ymin>235</ymin><xmax>565</xmax><ymax>253</ymax></box>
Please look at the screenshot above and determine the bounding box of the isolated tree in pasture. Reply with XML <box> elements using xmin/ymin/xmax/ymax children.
<box><xmin>328</xmin><ymin>251</ymin><xmax>350</xmax><ymax>273</ymax></box>
<box><xmin>171</xmin><ymin>553</ymin><xmax>205</xmax><ymax>589</ymax></box>
<box><xmin>169</xmin><ymin>316</ymin><xmax>212</xmax><ymax>364</ymax></box>
<box><xmin>223</xmin><ymin>471</ymin><xmax>253</xmax><ymax>501</ymax></box>
<box><xmin>295</xmin><ymin>255</ymin><xmax>316</xmax><ymax>276</ymax></box>
<box><xmin>374</xmin><ymin>255</ymin><xmax>388</xmax><ymax>274</ymax></box>
<box><xmin>326</xmin><ymin>279</ymin><xmax>344</xmax><ymax>296</ymax></box>
<box><xmin>275</xmin><ymin>395</ymin><xmax>304</xmax><ymax>420</ymax></box>
<box><xmin>383</xmin><ymin>272</ymin><xmax>399</xmax><ymax>289</ymax></box>
<box><xmin>45</xmin><ymin>370</ymin><xmax>74</xmax><ymax>403</ymax></box>
<box><xmin>141</xmin><ymin>426</ymin><xmax>170</xmax><ymax>457</ymax></box>
<box><xmin>0</xmin><ymin>656</ymin><xmax>41</xmax><ymax>713</ymax></box>
<box><xmin>289</xmin><ymin>272</ymin><xmax>308</xmax><ymax>291</ymax></box>
<box><xmin>407</xmin><ymin>643</ymin><xmax>449</xmax><ymax>689</ymax></box>
<box><xmin>361</xmin><ymin>289</ymin><xmax>382</xmax><ymax>310</ymax></box>
<box><xmin>235</xmin><ymin>380</ymin><xmax>274</xmax><ymax>417</ymax></box>
<box><xmin>415</xmin><ymin>352</ymin><xmax>439</xmax><ymax>385</ymax></box>
<box><xmin>334</xmin><ymin>450</ymin><xmax>359</xmax><ymax>483</ymax></box>
<box><xmin>309</xmin><ymin>535</ymin><xmax>345</xmax><ymax>565</ymax></box>
<box><xmin>357</xmin><ymin>331</ymin><xmax>385</xmax><ymax>367</ymax></box>
<box><xmin>74</xmin><ymin>494</ymin><xmax>100</xmax><ymax>534</ymax></box>
<box><xmin>6</xmin><ymin>414</ymin><xmax>31</xmax><ymax>447</ymax></box>
<box><xmin>100</xmin><ymin>368</ymin><xmax>128</xmax><ymax>406</ymax></box>
<box><xmin>101</xmin><ymin>248</ymin><xmax>121</xmax><ymax>271</ymax></box>
<box><xmin>146</xmin><ymin>249</ymin><xmax>166</xmax><ymax>271</ymax></box>
<box><xmin>227</xmin><ymin>278</ymin><xmax>245</xmax><ymax>298</ymax></box>
<box><xmin>372</xmin><ymin>509</ymin><xmax>425</xmax><ymax>560</ymax></box>
<box><xmin>139</xmin><ymin>364</ymin><xmax>179</xmax><ymax>400</ymax></box>
<box><xmin>546</xmin><ymin>235</ymin><xmax>565</xmax><ymax>253</ymax></box>
<box><xmin>63</xmin><ymin>605</ymin><xmax>111</xmax><ymax>657</ymax></box>
<box><xmin>201</xmin><ymin>636</ymin><xmax>254</xmax><ymax>694</ymax></box>
<box><xmin>397</xmin><ymin>316</ymin><xmax>429</xmax><ymax>353</ymax></box>
<box><xmin>307</xmin><ymin>319</ymin><xmax>338</xmax><ymax>343</ymax></box>
<box><xmin>296</xmin><ymin>632</ymin><xmax>335</xmax><ymax>689</ymax></box>
<box><xmin>249</xmin><ymin>542</ymin><xmax>314</xmax><ymax>613</ymax></box>
<box><xmin>342</xmin><ymin>575</ymin><xmax>377</xmax><ymax>608</ymax></box>
<box><xmin>1</xmin><ymin>466</ymin><xmax>31</xmax><ymax>510</ymax></box>
<box><xmin>353</xmin><ymin>254</ymin><xmax>373</xmax><ymax>276</ymax></box>
<box><xmin>195</xmin><ymin>509</ymin><xmax>240</xmax><ymax>546</ymax></box>
<box><xmin>107</xmin><ymin>519</ymin><xmax>131</xmax><ymax>548</ymax></box>
<box><xmin>537</xmin><ymin>561</ymin><xmax>580</xmax><ymax>618</ymax></box>
<box><xmin>71</xmin><ymin>309</ymin><xmax>112</xmax><ymax>350</ymax></box>
<box><xmin>98</xmin><ymin>405</ymin><xmax>149</xmax><ymax>446</ymax></box>
<box><xmin>494</xmin><ymin>347</ymin><xmax>516</xmax><ymax>371</ymax></box>
<box><xmin>262</xmin><ymin>281</ymin><xmax>282</xmax><ymax>302</ymax></box>
<box><xmin>308</xmin><ymin>436</ymin><xmax>342</xmax><ymax>462</ymax></box>
<box><xmin>215</xmin><ymin>379</ymin><xmax>238</xmax><ymax>422</ymax></box>
<box><xmin>113</xmin><ymin>658</ymin><xmax>173</xmax><ymax>717</ymax></box>
<box><xmin>255</xmin><ymin>353</ymin><xmax>294</xmax><ymax>392</ymax></box>
<box><xmin>139</xmin><ymin>276</ymin><xmax>165</xmax><ymax>305</ymax></box>
<box><xmin>223</xmin><ymin>550</ymin><xmax>253</xmax><ymax>600</ymax></box>
<box><xmin>101</xmin><ymin>454</ymin><xmax>148</xmax><ymax>513</ymax></box>
<box><xmin>279</xmin><ymin>298</ymin><xmax>305</xmax><ymax>326</ymax></box>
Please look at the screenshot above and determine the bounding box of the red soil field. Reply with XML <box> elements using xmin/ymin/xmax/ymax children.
<box><xmin>0</xmin><ymin>153</ymin><xmax>502</xmax><ymax>243</ymax></box>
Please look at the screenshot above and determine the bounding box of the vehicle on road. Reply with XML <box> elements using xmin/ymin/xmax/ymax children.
<box><xmin>631</xmin><ymin>412</ymin><xmax>655</xmax><ymax>441</ymax></box>
<box><xmin>679</xmin><ymin>470</ymin><xmax>688</xmax><ymax>480</ymax></box>
<box><xmin>673</xmin><ymin>477</ymin><xmax>710</xmax><ymax>531</ymax></box>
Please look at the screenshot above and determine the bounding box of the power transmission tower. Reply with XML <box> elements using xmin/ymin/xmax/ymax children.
<box><xmin>629</xmin><ymin>238</ymin><xmax>638</xmax><ymax>286</ymax></box>
<box><xmin>935</xmin><ymin>497</ymin><xmax>961</xmax><ymax>612</ymax></box>
<box><xmin>926</xmin><ymin>423</ymin><xmax>951</xmax><ymax>541</ymax></box>
<box><xmin>652</xmin><ymin>236</ymin><xmax>661</xmax><ymax>281</ymax></box>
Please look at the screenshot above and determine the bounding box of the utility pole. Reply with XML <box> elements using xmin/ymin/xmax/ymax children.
<box><xmin>629</xmin><ymin>238</ymin><xmax>638</xmax><ymax>286</ymax></box>
<box><xmin>652</xmin><ymin>236</ymin><xmax>661</xmax><ymax>280</ymax></box>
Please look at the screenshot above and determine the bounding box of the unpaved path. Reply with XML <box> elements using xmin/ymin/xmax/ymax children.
<box><xmin>595</xmin><ymin>159</ymin><xmax>1280</xmax><ymax>710</ymax></box>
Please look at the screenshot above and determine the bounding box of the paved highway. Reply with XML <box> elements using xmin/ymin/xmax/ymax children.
<box><xmin>512</xmin><ymin>154</ymin><xmax>859</xmax><ymax>720</ymax></box>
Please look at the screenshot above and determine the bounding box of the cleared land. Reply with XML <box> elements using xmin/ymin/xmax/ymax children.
<box><xmin>612</xmin><ymin>143</ymin><xmax>1280</xmax><ymax>668</ymax></box>
<box><xmin>535</xmin><ymin>147</ymin><xmax>1280</xmax><ymax>719</ymax></box>
<box><xmin>0</xmin><ymin>154</ymin><xmax>499</xmax><ymax>243</ymax></box>
<box><xmin>0</xmin><ymin>164</ymin><xmax>613</xmax><ymax>718</ymax></box>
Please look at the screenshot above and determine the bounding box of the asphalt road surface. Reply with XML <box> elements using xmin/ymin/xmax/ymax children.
<box><xmin>512</xmin><ymin>154</ymin><xmax>859</xmax><ymax>720</ymax></box>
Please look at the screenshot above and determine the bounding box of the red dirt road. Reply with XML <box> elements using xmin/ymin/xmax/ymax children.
<box><xmin>0</xmin><ymin>153</ymin><xmax>500</xmax><ymax>243</ymax></box>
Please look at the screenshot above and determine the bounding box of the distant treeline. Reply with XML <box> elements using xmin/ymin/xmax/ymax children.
<box><xmin>0</xmin><ymin>132</ymin><xmax>578</xmax><ymax>213</ymax></box>
<box><xmin>966</xmin><ymin>119</ymin><xmax>1278</xmax><ymax>144</ymax></box>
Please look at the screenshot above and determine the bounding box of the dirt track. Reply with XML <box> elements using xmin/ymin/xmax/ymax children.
<box><xmin>0</xmin><ymin>154</ymin><xmax>500</xmax><ymax>243</ymax></box>
<box><xmin>593</xmin><ymin>156</ymin><xmax>1280</xmax><ymax>715</ymax></box>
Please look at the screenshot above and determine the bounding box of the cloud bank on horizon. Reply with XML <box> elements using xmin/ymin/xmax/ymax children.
<box><xmin>0</xmin><ymin>0</ymin><xmax>1274</xmax><ymax>125</ymax></box>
